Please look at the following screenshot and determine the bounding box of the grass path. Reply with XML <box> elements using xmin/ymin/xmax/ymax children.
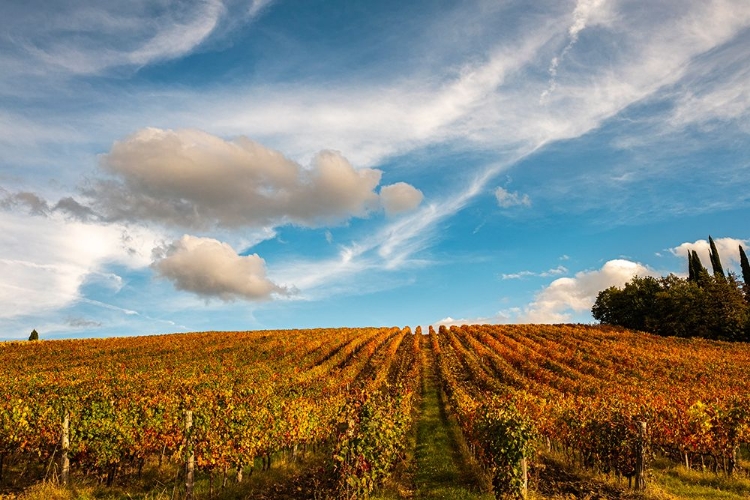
<box><xmin>412</xmin><ymin>346</ymin><xmax>493</xmax><ymax>500</ymax></box>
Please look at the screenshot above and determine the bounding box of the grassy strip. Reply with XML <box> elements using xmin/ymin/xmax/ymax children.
<box><xmin>648</xmin><ymin>457</ymin><xmax>750</xmax><ymax>500</ymax></box>
<box><xmin>531</xmin><ymin>450</ymin><xmax>750</xmax><ymax>500</ymax></box>
<box><xmin>412</xmin><ymin>349</ymin><xmax>492</xmax><ymax>500</ymax></box>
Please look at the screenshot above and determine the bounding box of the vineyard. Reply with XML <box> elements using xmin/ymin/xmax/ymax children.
<box><xmin>1</xmin><ymin>325</ymin><xmax>750</xmax><ymax>499</ymax></box>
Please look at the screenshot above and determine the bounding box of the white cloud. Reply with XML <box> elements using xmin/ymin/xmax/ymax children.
<box><xmin>152</xmin><ymin>235</ymin><xmax>287</xmax><ymax>301</ymax></box>
<box><xmin>247</xmin><ymin>0</ymin><xmax>274</xmax><ymax>17</ymax></box>
<box><xmin>568</xmin><ymin>0</ymin><xmax>609</xmax><ymax>40</ymax></box>
<box><xmin>541</xmin><ymin>0</ymin><xmax>612</xmax><ymax>102</ymax></box>
<box><xmin>2</xmin><ymin>0</ymin><xmax>749</xmax><ymax>316</ymax></box>
<box><xmin>666</xmin><ymin>34</ymin><xmax>750</xmax><ymax>133</ymax></box>
<box><xmin>347</xmin><ymin>0</ymin><xmax>750</xmax><ymax>281</ymax></box>
<box><xmin>494</xmin><ymin>186</ymin><xmax>531</xmax><ymax>208</ymax></box>
<box><xmin>670</xmin><ymin>237</ymin><xmax>748</xmax><ymax>274</ymax></box>
<box><xmin>380</xmin><ymin>182</ymin><xmax>424</xmax><ymax>216</ymax></box>
<box><xmin>438</xmin><ymin>257</ymin><xmax>644</xmax><ymax>327</ymax></box>
<box><xmin>4</xmin><ymin>1</ymin><xmax>230</xmax><ymax>76</ymax></box>
<box><xmin>270</xmin><ymin>150</ymin><xmax>539</xmax><ymax>299</ymax></box>
<box><xmin>502</xmin><ymin>265</ymin><xmax>568</xmax><ymax>280</ymax></box>
<box><xmin>0</xmin><ymin>211</ymin><xmax>160</xmax><ymax>322</ymax></box>
<box><xmin>92</xmin><ymin>128</ymin><xmax>421</xmax><ymax>229</ymax></box>
<box><xmin>436</xmin><ymin>237</ymin><xmax>747</xmax><ymax>329</ymax></box>
<box><xmin>501</xmin><ymin>271</ymin><xmax>536</xmax><ymax>280</ymax></box>
<box><xmin>513</xmin><ymin>259</ymin><xmax>658</xmax><ymax>323</ymax></box>
<box><xmin>435</xmin><ymin>314</ymin><xmax>510</xmax><ymax>328</ymax></box>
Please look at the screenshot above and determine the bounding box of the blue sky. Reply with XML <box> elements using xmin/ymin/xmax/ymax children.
<box><xmin>1</xmin><ymin>0</ymin><xmax>749</xmax><ymax>339</ymax></box>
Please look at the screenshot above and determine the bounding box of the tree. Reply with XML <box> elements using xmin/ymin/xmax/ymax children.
<box><xmin>653</xmin><ymin>275</ymin><xmax>708</xmax><ymax>338</ymax></box>
<box><xmin>740</xmin><ymin>245</ymin><xmax>750</xmax><ymax>304</ymax></box>
<box><xmin>688</xmin><ymin>250</ymin><xmax>698</xmax><ymax>282</ymax></box>
<box><xmin>28</xmin><ymin>329</ymin><xmax>39</xmax><ymax>341</ymax></box>
<box><xmin>591</xmin><ymin>276</ymin><xmax>662</xmax><ymax>332</ymax></box>
<box><xmin>592</xmin><ymin>273</ymin><xmax>749</xmax><ymax>342</ymax></box>
<box><xmin>592</xmin><ymin>286</ymin><xmax>625</xmax><ymax>326</ymax></box>
<box><xmin>708</xmin><ymin>236</ymin><xmax>725</xmax><ymax>279</ymax></box>
<box><xmin>690</xmin><ymin>251</ymin><xmax>710</xmax><ymax>285</ymax></box>
<box><xmin>739</xmin><ymin>245</ymin><xmax>750</xmax><ymax>285</ymax></box>
<box><xmin>703</xmin><ymin>274</ymin><xmax>748</xmax><ymax>341</ymax></box>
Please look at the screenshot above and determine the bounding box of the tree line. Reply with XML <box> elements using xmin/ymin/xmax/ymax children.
<box><xmin>592</xmin><ymin>236</ymin><xmax>750</xmax><ymax>341</ymax></box>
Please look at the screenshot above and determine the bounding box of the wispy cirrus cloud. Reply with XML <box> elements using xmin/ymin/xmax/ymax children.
<box><xmin>0</xmin><ymin>210</ymin><xmax>162</xmax><ymax>320</ymax></box>
<box><xmin>0</xmin><ymin>0</ymin><xmax>273</xmax><ymax>77</ymax></box>
<box><xmin>541</xmin><ymin>0</ymin><xmax>612</xmax><ymax>103</ymax></box>
<box><xmin>501</xmin><ymin>266</ymin><xmax>568</xmax><ymax>280</ymax></box>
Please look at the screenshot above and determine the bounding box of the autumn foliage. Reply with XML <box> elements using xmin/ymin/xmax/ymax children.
<box><xmin>1</xmin><ymin>324</ymin><xmax>750</xmax><ymax>498</ymax></box>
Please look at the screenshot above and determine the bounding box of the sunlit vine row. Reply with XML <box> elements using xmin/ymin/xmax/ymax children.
<box><xmin>433</xmin><ymin>323</ymin><xmax>750</xmax><ymax>498</ymax></box>
<box><xmin>0</xmin><ymin>327</ymin><xmax>411</xmax><ymax>493</ymax></box>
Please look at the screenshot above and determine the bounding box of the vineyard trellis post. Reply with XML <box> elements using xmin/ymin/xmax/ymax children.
<box><xmin>520</xmin><ymin>454</ymin><xmax>528</xmax><ymax>499</ymax></box>
<box><xmin>635</xmin><ymin>421</ymin><xmax>647</xmax><ymax>490</ymax></box>
<box><xmin>185</xmin><ymin>410</ymin><xmax>194</xmax><ymax>500</ymax></box>
<box><xmin>60</xmin><ymin>411</ymin><xmax>70</xmax><ymax>486</ymax></box>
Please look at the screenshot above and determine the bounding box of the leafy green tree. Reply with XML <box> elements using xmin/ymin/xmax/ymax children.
<box><xmin>28</xmin><ymin>329</ymin><xmax>39</xmax><ymax>341</ymax></box>
<box><xmin>653</xmin><ymin>275</ymin><xmax>708</xmax><ymax>338</ymax></box>
<box><xmin>592</xmin><ymin>276</ymin><xmax>661</xmax><ymax>332</ymax></box>
<box><xmin>592</xmin><ymin>286</ymin><xmax>625</xmax><ymax>326</ymax></box>
<box><xmin>704</xmin><ymin>274</ymin><xmax>748</xmax><ymax>341</ymax></box>
<box><xmin>592</xmin><ymin>272</ymin><xmax>749</xmax><ymax>342</ymax></box>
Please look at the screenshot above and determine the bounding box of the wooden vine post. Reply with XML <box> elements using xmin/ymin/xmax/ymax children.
<box><xmin>520</xmin><ymin>454</ymin><xmax>528</xmax><ymax>499</ymax></box>
<box><xmin>185</xmin><ymin>410</ymin><xmax>194</xmax><ymax>500</ymax></box>
<box><xmin>60</xmin><ymin>412</ymin><xmax>70</xmax><ymax>486</ymax></box>
<box><xmin>634</xmin><ymin>421</ymin><xmax>647</xmax><ymax>490</ymax></box>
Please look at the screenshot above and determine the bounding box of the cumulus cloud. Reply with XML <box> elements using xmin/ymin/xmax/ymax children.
<box><xmin>515</xmin><ymin>259</ymin><xmax>658</xmax><ymax>323</ymax></box>
<box><xmin>380</xmin><ymin>182</ymin><xmax>424</xmax><ymax>216</ymax></box>
<box><xmin>91</xmin><ymin>128</ymin><xmax>421</xmax><ymax>229</ymax></box>
<box><xmin>435</xmin><ymin>259</ymin><xmax>644</xmax><ymax>327</ymax></box>
<box><xmin>670</xmin><ymin>237</ymin><xmax>748</xmax><ymax>273</ymax></box>
<box><xmin>494</xmin><ymin>186</ymin><xmax>531</xmax><ymax>208</ymax></box>
<box><xmin>152</xmin><ymin>235</ymin><xmax>288</xmax><ymax>301</ymax></box>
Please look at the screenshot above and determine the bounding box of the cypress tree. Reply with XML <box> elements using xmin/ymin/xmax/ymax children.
<box><xmin>708</xmin><ymin>236</ymin><xmax>725</xmax><ymax>278</ymax></box>
<box><xmin>28</xmin><ymin>329</ymin><xmax>39</xmax><ymax>341</ymax></box>
<box><xmin>688</xmin><ymin>251</ymin><xmax>695</xmax><ymax>282</ymax></box>
<box><xmin>691</xmin><ymin>251</ymin><xmax>709</xmax><ymax>285</ymax></box>
<box><xmin>740</xmin><ymin>245</ymin><xmax>750</xmax><ymax>285</ymax></box>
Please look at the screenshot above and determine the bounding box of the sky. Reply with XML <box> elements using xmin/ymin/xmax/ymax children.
<box><xmin>1</xmin><ymin>0</ymin><xmax>749</xmax><ymax>339</ymax></box>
